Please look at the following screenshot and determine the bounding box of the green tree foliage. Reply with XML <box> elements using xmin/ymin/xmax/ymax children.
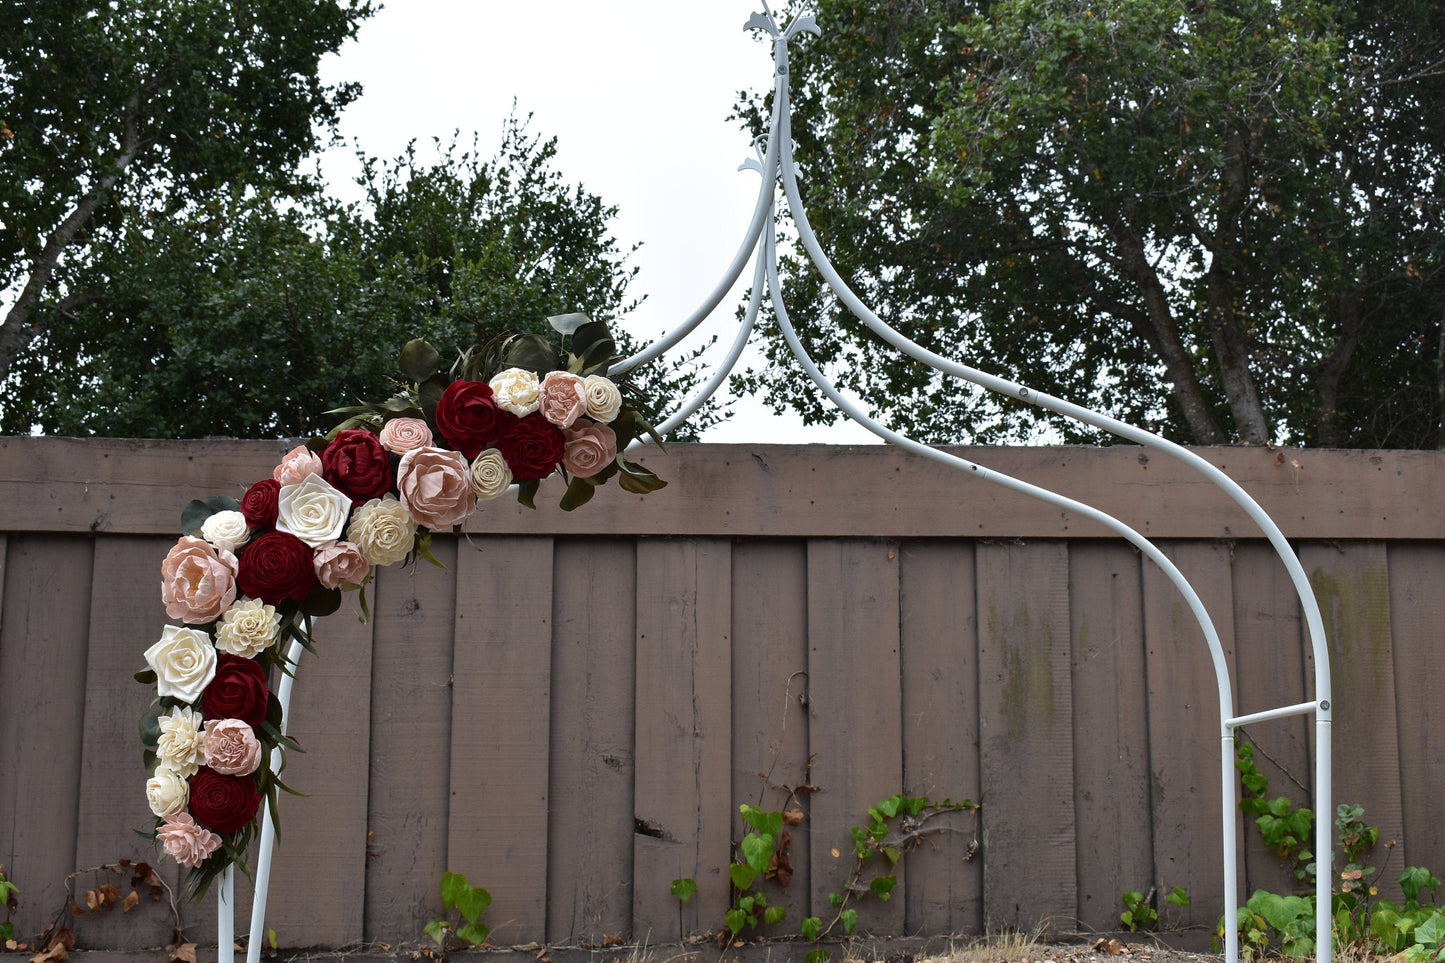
<box><xmin>737</xmin><ymin>0</ymin><xmax>1445</xmax><ymax>447</ymax></box>
<box><xmin>0</xmin><ymin>0</ymin><xmax>375</xmax><ymax>387</ymax></box>
<box><xmin>0</xmin><ymin>121</ymin><xmax>719</xmax><ymax>439</ymax></box>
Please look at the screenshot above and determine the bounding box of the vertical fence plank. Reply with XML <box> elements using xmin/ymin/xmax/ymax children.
<box><xmin>1069</xmin><ymin>542</ymin><xmax>1153</xmax><ymax>933</ymax></box>
<box><xmin>0</xmin><ymin>536</ymin><xmax>93</xmax><ymax>939</ymax></box>
<box><xmin>977</xmin><ymin>540</ymin><xmax>1076</xmax><ymax>932</ymax></box>
<box><xmin>74</xmin><ymin>535</ymin><xmax>179</xmax><ymax>950</ymax></box>
<box><xmin>1142</xmin><ymin>540</ymin><xmax>1238</xmax><ymax>929</ymax></box>
<box><xmin>1386</xmin><ymin>543</ymin><xmax>1445</xmax><ymax>876</ymax></box>
<box><xmin>898</xmin><ymin>540</ymin><xmax>983</xmax><ymax>936</ymax></box>
<box><xmin>265</xmin><ymin>589</ymin><xmax>377</xmax><ymax>946</ymax></box>
<box><xmin>446</xmin><ymin>537</ymin><xmax>554</xmax><ymax>946</ymax></box>
<box><xmin>730</xmin><ymin>541</ymin><xmax>812</xmax><ymax>930</ymax></box>
<box><xmin>1231</xmin><ymin>542</ymin><xmax>1311</xmax><ymax>897</ymax></box>
<box><xmin>1301</xmin><ymin>542</ymin><xmax>1404</xmax><ymax>899</ymax></box>
<box><xmin>632</xmin><ymin>538</ymin><xmax>732</xmax><ymax>942</ymax></box>
<box><xmin>363</xmin><ymin>537</ymin><xmax>458</xmax><ymax>942</ymax></box>
<box><xmin>807</xmin><ymin>539</ymin><xmax>904</xmax><ymax>937</ymax></box>
<box><xmin>546</xmin><ymin>539</ymin><xmax>637</xmax><ymax>945</ymax></box>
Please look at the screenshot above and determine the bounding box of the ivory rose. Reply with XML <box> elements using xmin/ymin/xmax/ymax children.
<box><xmin>156</xmin><ymin>706</ymin><xmax>207</xmax><ymax>777</ymax></box>
<box><xmin>347</xmin><ymin>496</ymin><xmax>417</xmax><ymax>567</ymax></box>
<box><xmin>379</xmin><ymin>417</ymin><xmax>434</xmax><ymax>455</ymax></box>
<box><xmin>273</xmin><ymin>445</ymin><xmax>323</xmax><ymax>486</ymax></box>
<box><xmin>156</xmin><ymin>813</ymin><xmax>221</xmax><ymax>868</ymax></box>
<box><xmin>199</xmin><ymin>510</ymin><xmax>250</xmax><ymax>553</ymax></box>
<box><xmin>313</xmin><ymin>540</ymin><xmax>370</xmax><ymax>589</ymax></box>
<box><xmin>489</xmin><ymin>367</ymin><xmax>540</xmax><ymax>416</ymax></box>
<box><xmin>538</xmin><ymin>371</ymin><xmax>588</xmax><ymax>428</ymax></box>
<box><xmin>215</xmin><ymin>598</ymin><xmax>281</xmax><ymax>658</ymax></box>
<box><xmin>562</xmin><ymin>421</ymin><xmax>618</xmax><ymax>479</ymax></box>
<box><xmin>396</xmin><ymin>447</ymin><xmax>474</xmax><ymax>530</ymax></box>
<box><xmin>583</xmin><ymin>375</ymin><xmax>622</xmax><ymax>423</ymax></box>
<box><xmin>202</xmin><ymin>719</ymin><xmax>262</xmax><ymax>776</ymax></box>
<box><xmin>146</xmin><ymin>766</ymin><xmax>190</xmax><ymax>818</ymax></box>
<box><xmin>469</xmin><ymin>449</ymin><xmax>513</xmax><ymax>500</ymax></box>
<box><xmin>145</xmin><ymin>625</ymin><xmax>217</xmax><ymax>703</ymax></box>
<box><xmin>161</xmin><ymin>536</ymin><xmax>237</xmax><ymax>624</ymax></box>
<box><xmin>276</xmin><ymin>474</ymin><xmax>351</xmax><ymax>547</ymax></box>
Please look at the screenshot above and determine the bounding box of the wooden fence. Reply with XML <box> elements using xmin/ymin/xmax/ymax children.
<box><xmin>1</xmin><ymin>439</ymin><xmax>1442</xmax><ymax>955</ymax></box>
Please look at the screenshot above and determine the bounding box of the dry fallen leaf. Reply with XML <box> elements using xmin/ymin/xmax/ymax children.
<box><xmin>168</xmin><ymin>941</ymin><xmax>198</xmax><ymax>963</ymax></box>
<box><xmin>122</xmin><ymin>890</ymin><xmax>139</xmax><ymax>914</ymax></box>
<box><xmin>1092</xmin><ymin>937</ymin><xmax>1126</xmax><ymax>955</ymax></box>
<box><xmin>782</xmin><ymin>807</ymin><xmax>805</xmax><ymax>826</ymax></box>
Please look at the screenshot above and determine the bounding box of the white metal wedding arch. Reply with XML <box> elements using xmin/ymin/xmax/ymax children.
<box><xmin>221</xmin><ymin>8</ymin><xmax>1334</xmax><ymax>963</ymax></box>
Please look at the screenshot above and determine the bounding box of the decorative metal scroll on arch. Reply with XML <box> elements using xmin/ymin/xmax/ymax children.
<box><xmin>227</xmin><ymin>7</ymin><xmax>1334</xmax><ymax>963</ymax></box>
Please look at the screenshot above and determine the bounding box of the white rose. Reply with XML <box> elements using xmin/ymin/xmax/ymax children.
<box><xmin>347</xmin><ymin>496</ymin><xmax>418</xmax><ymax>567</ymax></box>
<box><xmin>199</xmin><ymin>510</ymin><xmax>251</xmax><ymax>553</ymax></box>
<box><xmin>215</xmin><ymin>597</ymin><xmax>281</xmax><ymax>658</ymax></box>
<box><xmin>276</xmin><ymin>473</ymin><xmax>351</xmax><ymax>547</ymax></box>
<box><xmin>469</xmin><ymin>449</ymin><xmax>513</xmax><ymax>500</ymax></box>
<box><xmin>156</xmin><ymin>706</ymin><xmax>207</xmax><ymax>777</ymax></box>
<box><xmin>583</xmin><ymin>375</ymin><xmax>623</xmax><ymax>423</ymax></box>
<box><xmin>489</xmin><ymin>367</ymin><xmax>540</xmax><ymax>416</ymax></box>
<box><xmin>146</xmin><ymin>766</ymin><xmax>190</xmax><ymax>818</ymax></box>
<box><xmin>145</xmin><ymin>625</ymin><xmax>217</xmax><ymax>703</ymax></box>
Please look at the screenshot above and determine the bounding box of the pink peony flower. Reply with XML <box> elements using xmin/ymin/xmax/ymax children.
<box><xmin>273</xmin><ymin>445</ymin><xmax>324</xmax><ymax>486</ymax></box>
<box><xmin>162</xmin><ymin>536</ymin><xmax>238</xmax><ymax>624</ymax></box>
<box><xmin>202</xmin><ymin>719</ymin><xmax>263</xmax><ymax>776</ymax></box>
<box><xmin>157</xmin><ymin>812</ymin><xmax>222</xmax><ymax>868</ymax></box>
<box><xmin>538</xmin><ymin>371</ymin><xmax>588</xmax><ymax>429</ymax></box>
<box><xmin>396</xmin><ymin>447</ymin><xmax>475</xmax><ymax>530</ymax></box>
<box><xmin>379</xmin><ymin>417</ymin><xmax>434</xmax><ymax>455</ymax></box>
<box><xmin>313</xmin><ymin>540</ymin><xmax>371</xmax><ymax>589</ymax></box>
<box><xmin>561</xmin><ymin>421</ymin><xmax>618</xmax><ymax>479</ymax></box>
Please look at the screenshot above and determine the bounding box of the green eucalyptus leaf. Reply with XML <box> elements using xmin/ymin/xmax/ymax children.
<box><xmin>501</xmin><ymin>333</ymin><xmax>557</xmax><ymax>374</ymax></box>
<box><xmin>559</xmin><ymin>475</ymin><xmax>600</xmax><ymax>511</ymax></box>
<box><xmin>140</xmin><ymin>709</ymin><xmax>162</xmax><ymax>748</ymax></box>
<box><xmin>399</xmin><ymin>339</ymin><xmax>442</xmax><ymax>382</ymax></box>
<box><xmin>419</xmin><ymin>373</ymin><xmax>449</xmax><ymax>418</ymax></box>
<box><xmin>516</xmin><ymin>479</ymin><xmax>540</xmax><ymax>510</ymax></box>
<box><xmin>299</xmin><ymin>586</ymin><xmax>342</xmax><ymax>619</ymax></box>
<box><xmin>615</xmin><ymin>459</ymin><xmax>667</xmax><ymax>495</ymax></box>
<box><xmin>135</xmin><ymin>667</ymin><xmax>157</xmax><ymax>685</ymax></box>
<box><xmin>180</xmin><ymin>495</ymin><xmax>242</xmax><ymax>537</ymax></box>
<box><xmin>548</xmin><ymin>312</ymin><xmax>592</xmax><ymax>334</ymax></box>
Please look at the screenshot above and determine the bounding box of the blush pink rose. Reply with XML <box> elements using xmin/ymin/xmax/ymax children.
<box><xmin>273</xmin><ymin>445</ymin><xmax>324</xmax><ymax>486</ymax></box>
<box><xmin>379</xmin><ymin>417</ymin><xmax>435</xmax><ymax>455</ymax></box>
<box><xmin>561</xmin><ymin>421</ymin><xmax>618</xmax><ymax>479</ymax></box>
<box><xmin>157</xmin><ymin>812</ymin><xmax>222</xmax><ymax>868</ymax></box>
<box><xmin>538</xmin><ymin>371</ymin><xmax>588</xmax><ymax>429</ymax></box>
<box><xmin>396</xmin><ymin>447</ymin><xmax>475</xmax><ymax>530</ymax></box>
<box><xmin>313</xmin><ymin>540</ymin><xmax>371</xmax><ymax>589</ymax></box>
<box><xmin>202</xmin><ymin>719</ymin><xmax>263</xmax><ymax>776</ymax></box>
<box><xmin>162</xmin><ymin>536</ymin><xmax>238</xmax><ymax>624</ymax></box>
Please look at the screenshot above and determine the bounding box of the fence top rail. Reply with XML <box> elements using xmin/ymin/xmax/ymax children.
<box><xmin>1</xmin><ymin>436</ymin><xmax>1438</xmax><ymax>540</ymax></box>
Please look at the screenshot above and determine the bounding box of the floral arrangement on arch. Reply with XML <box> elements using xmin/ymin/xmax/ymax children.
<box><xmin>138</xmin><ymin>315</ymin><xmax>664</xmax><ymax>895</ymax></box>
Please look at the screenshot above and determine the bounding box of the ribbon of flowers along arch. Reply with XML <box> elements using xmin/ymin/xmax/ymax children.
<box><xmin>138</xmin><ymin>315</ymin><xmax>665</xmax><ymax>895</ymax></box>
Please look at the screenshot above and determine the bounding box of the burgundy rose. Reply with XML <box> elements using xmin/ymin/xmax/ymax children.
<box><xmin>236</xmin><ymin>531</ymin><xmax>316</xmax><ymax>606</ymax></box>
<box><xmin>240</xmin><ymin>479</ymin><xmax>281</xmax><ymax>529</ymax></box>
<box><xmin>203</xmin><ymin>653</ymin><xmax>271</xmax><ymax>727</ymax></box>
<box><xmin>498</xmin><ymin>412</ymin><xmax>565</xmax><ymax>482</ymax></box>
<box><xmin>321</xmin><ymin>429</ymin><xmax>393</xmax><ymax>506</ymax></box>
<box><xmin>434</xmin><ymin>380</ymin><xmax>503</xmax><ymax>460</ymax></box>
<box><xmin>188</xmin><ymin>767</ymin><xmax>263</xmax><ymax>835</ymax></box>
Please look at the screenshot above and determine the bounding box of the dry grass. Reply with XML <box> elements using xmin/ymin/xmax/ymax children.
<box><xmin>911</xmin><ymin>924</ymin><xmax>1049</xmax><ymax>963</ymax></box>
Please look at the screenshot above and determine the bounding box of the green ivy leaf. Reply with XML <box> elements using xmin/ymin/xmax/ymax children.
<box><xmin>741</xmin><ymin>832</ymin><xmax>775</xmax><ymax>875</ymax></box>
<box><xmin>764</xmin><ymin>904</ymin><xmax>787</xmax><ymax>926</ymax></box>
<box><xmin>806</xmin><ymin>951</ymin><xmax>831</xmax><ymax>963</ymax></box>
<box><xmin>725</xmin><ymin>908</ymin><xmax>747</xmax><ymax>935</ymax></box>
<box><xmin>423</xmin><ymin>920</ymin><xmax>448</xmax><ymax>945</ymax></box>
<box><xmin>841</xmin><ymin>908</ymin><xmax>859</xmax><ymax>934</ymax></box>
<box><xmin>440</xmin><ymin>871</ymin><xmax>468</xmax><ymax>910</ymax></box>
<box><xmin>455</xmin><ymin>884</ymin><xmax>491</xmax><ymax>925</ymax></box>
<box><xmin>800</xmin><ymin>916</ymin><xmax>822</xmax><ymax>941</ymax></box>
<box><xmin>730</xmin><ymin>863</ymin><xmax>756</xmax><ymax>891</ymax></box>
<box><xmin>670</xmin><ymin>878</ymin><xmax>698</xmax><ymax>904</ymax></box>
<box><xmin>456</xmin><ymin>921</ymin><xmax>490</xmax><ymax>946</ymax></box>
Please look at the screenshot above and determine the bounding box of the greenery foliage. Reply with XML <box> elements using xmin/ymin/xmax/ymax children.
<box><xmin>737</xmin><ymin>0</ymin><xmax>1445</xmax><ymax>447</ymax></box>
<box><xmin>424</xmin><ymin>871</ymin><xmax>492</xmax><ymax>950</ymax></box>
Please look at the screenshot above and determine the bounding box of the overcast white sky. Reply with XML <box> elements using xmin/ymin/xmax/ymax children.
<box><xmin>316</xmin><ymin>0</ymin><xmax>876</xmax><ymax>443</ymax></box>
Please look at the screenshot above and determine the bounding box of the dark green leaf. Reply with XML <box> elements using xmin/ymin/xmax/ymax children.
<box><xmin>559</xmin><ymin>475</ymin><xmax>600</xmax><ymax>511</ymax></box>
<box><xmin>181</xmin><ymin>495</ymin><xmax>242</xmax><ymax>537</ymax></box>
<box><xmin>399</xmin><ymin>339</ymin><xmax>442</xmax><ymax>382</ymax></box>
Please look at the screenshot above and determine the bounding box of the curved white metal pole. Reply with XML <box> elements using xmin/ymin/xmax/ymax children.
<box><xmin>766</xmin><ymin>25</ymin><xmax>1329</xmax><ymax>959</ymax></box>
<box><xmin>217</xmin><ymin>864</ymin><xmax>235</xmax><ymax>963</ymax></box>
<box><xmin>242</xmin><ymin>634</ymin><xmax>306</xmax><ymax>963</ymax></box>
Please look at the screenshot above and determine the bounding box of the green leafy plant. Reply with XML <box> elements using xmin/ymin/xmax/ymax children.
<box><xmin>1120</xmin><ymin>886</ymin><xmax>1189</xmax><ymax>932</ymax></box>
<box><xmin>0</xmin><ymin>864</ymin><xmax>17</xmax><ymax>943</ymax></box>
<box><xmin>1236</xmin><ymin>739</ymin><xmax>1316</xmax><ymax>883</ymax></box>
<box><xmin>423</xmin><ymin>872</ymin><xmax>491</xmax><ymax>951</ymax></box>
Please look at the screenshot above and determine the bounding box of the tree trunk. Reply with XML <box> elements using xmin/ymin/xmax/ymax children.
<box><xmin>1202</xmin><ymin>263</ymin><xmax>1270</xmax><ymax>444</ymax></box>
<box><xmin>1315</xmin><ymin>284</ymin><xmax>1365</xmax><ymax>448</ymax></box>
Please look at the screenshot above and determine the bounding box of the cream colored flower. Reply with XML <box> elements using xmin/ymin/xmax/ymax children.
<box><xmin>397</xmin><ymin>446</ymin><xmax>475</xmax><ymax>530</ymax></box>
<box><xmin>146</xmin><ymin>766</ymin><xmax>190</xmax><ymax>818</ymax></box>
<box><xmin>313</xmin><ymin>540</ymin><xmax>371</xmax><ymax>589</ymax></box>
<box><xmin>202</xmin><ymin>719</ymin><xmax>263</xmax><ymax>776</ymax></box>
<box><xmin>583</xmin><ymin>375</ymin><xmax>622</xmax><ymax>423</ymax></box>
<box><xmin>156</xmin><ymin>812</ymin><xmax>221</xmax><ymax>868</ymax></box>
<box><xmin>539</xmin><ymin>371</ymin><xmax>588</xmax><ymax>428</ymax></box>
<box><xmin>347</xmin><ymin>496</ymin><xmax>417</xmax><ymax>567</ymax></box>
<box><xmin>199</xmin><ymin>510</ymin><xmax>251</xmax><ymax>554</ymax></box>
<box><xmin>379</xmin><ymin>417</ymin><xmax>434</xmax><ymax>455</ymax></box>
<box><xmin>214</xmin><ymin>598</ymin><xmax>280</xmax><ymax>658</ymax></box>
<box><xmin>468</xmin><ymin>449</ymin><xmax>513</xmax><ymax>500</ymax></box>
<box><xmin>161</xmin><ymin>536</ymin><xmax>238</xmax><ymax>624</ymax></box>
<box><xmin>273</xmin><ymin>445</ymin><xmax>324</xmax><ymax>486</ymax></box>
<box><xmin>156</xmin><ymin>706</ymin><xmax>208</xmax><ymax>777</ymax></box>
<box><xmin>489</xmin><ymin>367</ymin><xmax>540</xmax><ymax>416</ymax></box>
<box><xmin>276</xmin><ymin>474</ymin><xmax>351</xmax><ymax>547</ymax></box>
<box><xmin>145</xmin><ymin>625</ymin><xmax>217</xmax><ymax>703</ymax></box>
